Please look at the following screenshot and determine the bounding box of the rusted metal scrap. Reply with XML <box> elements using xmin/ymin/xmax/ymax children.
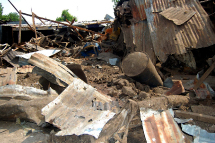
<box><xmin>140</xmin><ymin>108</ymin><xmax>187</xmax><ymax>143</ymax></box>
<box><xmin>116</xmin><ymin>0</ymin><xmax>215</xmax><ymax>65</ymax></box>
<box><xmin>160</xmin><ymin>7</ymin><xmax>196</xmax><ymax>25</ymax></box>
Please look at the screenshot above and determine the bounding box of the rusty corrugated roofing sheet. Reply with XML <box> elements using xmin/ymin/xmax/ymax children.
<box><xmin>160</xmin><ymin>7</ymin><xmax>196</xmax><ymax>25</ymax></box>
<box><xmin>42</xmin><ymin>78</ymin><xmax>118</xmax><ymax>138</ymax></box>
<box><xmin>142</xmin><ymin>0</ymin><xmax>215</xmax><ymax>62</ymax></box>
<box><xmin>121</xmin><ymin>21</ymin><xmax>156</xmax><ymax>64</ymax></box>
<box><xmin>140</xmin><ymin>108</ymin><xmax>186</xmax><ymax>143</ymax></box>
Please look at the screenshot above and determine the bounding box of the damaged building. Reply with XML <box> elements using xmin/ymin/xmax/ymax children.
<box><xmin>1</xmin><ymin>0</ymin><xmax>215</xmax><ymax>142</ymax></box>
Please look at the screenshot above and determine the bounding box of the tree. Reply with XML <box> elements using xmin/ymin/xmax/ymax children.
<box><xmin>56</xmin><ymin>9</ymin><xmax>77</xmax><ymax>22</ymax></box>
<box><xmin>0</xmin><ymin>3</ymin><xmax>3</xmax><ymax>18</ymax></box>
<box><xmin>0</xmin><ymin>3</ymin><xmax>19</xmax><ymax>21</ymax></box>
<box><xmin>112</xmin><ymin>0</ymin><xmax>120</xmax><ymax>7</ymax></box>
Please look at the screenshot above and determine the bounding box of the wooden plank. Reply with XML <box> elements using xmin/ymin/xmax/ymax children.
<box><xmin>175</xmin><ymin>110</ymin><xmax>215</xmax><ymax>124</ymax></box>
<box><xmin>194</xmin><ymin>61</ymin><xmax>215</xmax><ymax>90</ymax></box>
<box><xmin>21</xmin><ymin>12</ymin><xmax>105</xmax><ymax>36</ymax></box>
<box><xmin>18</xmin><ymin>10</ymin><xmax>22</xmax><ymax>44</ymax></box>
<box><xmin>32</xmin><ymin>12</ymin><xmax>37</xmax><ymax>40</ymax></box>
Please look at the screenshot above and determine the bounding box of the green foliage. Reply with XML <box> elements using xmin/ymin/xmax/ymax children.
<box><xmin>0</xmin><ymin>3</ymin><xmax>3</xmax><ymax>17</ymax></box>
<box><xmin>0</xmin><ymin>3</ymin><xmax>20</xmax><ymax>21</ymax></box>
<box><xmin>112</xmin><ymin>0</ymin><xmax>120</xmax><ymax>6</ymax></box>
<box><xmin>56</xmin><ymin>9</ymin><xmax>77</xmax><ymax>22</ymax></box>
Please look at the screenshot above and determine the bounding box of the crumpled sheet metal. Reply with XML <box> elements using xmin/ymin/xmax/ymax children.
<box><xmin>121</xmin><ymin>21</ymin><xmax>156</xmax><ymax>64</ymax></box>
<box><xmin>182</xmin><ymin>124</ymin><xmax>215</xmax><ymax>143</ymax></box>
<box><xmin>42</xmin><ymin>78</ymin><xmax>116</xmax><ymax>138</ymax></box>
<box><xmin>17</xmin><ymin>49</ymin><xmax>60</xmax><ymax>59</ymax></box>
<box><xmin>0</xmin><ymin>85</ymin><xmax>57</xmax><ymax>100</ymax></box>
<box><xmin>160</xmin><ymin>7</ymin><xmax>196</xmax><ymax>25</ymax></box>
<box><xmin>127</xmin><ymin>0</ymin><xmax>215</xmax><ymax>63</ymax></box>
<box><xmin>140</xmin><ymin>108</ymin><xmax>186</xmax><ymax>143</ymax></box>
<box><xmin>28</xmin><ymin>53</ymin><xmax>76</xmax><ymax>87</ymax></box>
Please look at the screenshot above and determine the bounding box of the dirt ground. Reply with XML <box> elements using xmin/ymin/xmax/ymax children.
<box><xmin>2</xmin><ymin>56</ymin><xmax>215</xmax><ymax>142</ymax></box>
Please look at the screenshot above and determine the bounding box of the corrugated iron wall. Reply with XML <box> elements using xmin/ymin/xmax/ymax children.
<box><xmin>118</xmin><ymin>0</ymin><xmax>215</xmax><ymax>64</ymax></box>
<box><xmin>142</xmin><ymin>0</ymin><xmax>215</xmax><ymax>62</ymax></box>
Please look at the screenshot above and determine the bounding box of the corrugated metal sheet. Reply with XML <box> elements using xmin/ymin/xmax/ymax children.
<box><xmin>121</xmin><ymin>21</ymin><xmax>156</xmax><ymax>64</ymax></box>
<box><xmin>3</xmin><ymin>50</ymin><xmax>24</xmax><ymax>67</ymax></box>
<box><xmin>28</xmin><ymin>53</ymin><xmax>76</xmax><ymax>87</ymax></box>
<box><xmin>129</xmin><ymin>0</ymin><xmax>147</xmax><ymax>21</ymax></box>
<box><xmin>160</xmin><ymin>7</ymin><xmax>196</xmax><ymax>25</ymax></box>
<box><xmin>142</xmin><ymin>0</ymin><xmax>215</xmax><ymax>62</ymax></box>
<box><xmin>0</xmin><ymin>85</ymin><xmax>52</xmax><ymax>100</ymax></box>
<box><xmin>0</xmin><ymin>67</ymin><xmax>17</xmax><ymax>86</ymax></box>
<box><xmin>140</xmin><ymin>108</ymin><xmax>186</xmax><ymax>143</ymax></box>
<box><xmin>42</xmin><ymin>78</ymin><xmax>117</xmax><ymax>138</ymax></box>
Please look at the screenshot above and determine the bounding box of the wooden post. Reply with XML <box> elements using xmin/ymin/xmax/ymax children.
<box><xmin>32</xmin><ymin>12</ymin><xmax>37</xmax><ymax>40</ymax></box>
<box><xmin>18</xmin><ymin>10</ymin><xmax>22</xmax><ymax>44</ymax></box>
<box><xmin>194</xmin><ymin>61</ymin><xmax>215</xmax><ymax>90</ymax></box>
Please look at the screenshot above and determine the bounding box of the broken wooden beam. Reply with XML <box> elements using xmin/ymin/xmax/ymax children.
<box><xmin>175</xmin><ymin>110</ymin><xmax>215</xmax><ymax>124</ymax></box>
<box><xmin>21</xmin><ymin>12</ymin><xmax>105</xmax><ymax>36</ymax></box>
<box><xmin>18</xmin><ymin>10</ymin><xmax>22</xmax><ymax>44</ymax></box>
<box><xmin>194</xmin><ymin>61</ymin><xmax>215</xmax><ymax>90</ymax></box>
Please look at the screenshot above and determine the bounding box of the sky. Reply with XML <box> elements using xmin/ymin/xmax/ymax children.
<box><xmin>1</xmin><ymin>0</ymin><xmax>115</xmax><ymax>23</ymax></box>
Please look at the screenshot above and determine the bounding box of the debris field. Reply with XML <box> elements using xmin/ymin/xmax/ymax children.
<box><xmin>1</xmin><ymin>0</ymin><xmax>215</xmax><ymax>142</ymax></box>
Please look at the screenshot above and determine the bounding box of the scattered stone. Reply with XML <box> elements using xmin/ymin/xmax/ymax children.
<box><xmin>118</xmin><ymin>79</ymin><xmax>130</xmax><ymax>86</ymax></box>
<box><xmin>209</xmin><ymin>125</ymin><xmax>215</xmax><ymax>133</ymax></box>
<box><xmin>136</xmin><ymin>82</ymin><xmax>150</xmax><ymax>92</ymax></box>
<box><xmin>136</xmin><ymin>82</ymin><xmax>145</xmax><ymax>91</ymax></box>
<box><xmin>138</xmin><ymin>91</ymin><xmax>151</xmax><ymax>100</ymax></box>
<box><xmin>122</xmin><ymin>86</ymin><xmax>137</xmax><ymax>97</ymax></box>
<box><xmin>112</xmin><ymin>78</ymin><xmax>120</xmax><ymax>85</ymax></box>
<box><xmin>153</xmin><ymin>87</ymin><xmax>164</xmax><ymax>94</ymax></box>
<box><xmin>143</xmin><ymin>85</ymin><xmax>150</xmax><ymax>92</ymax></box>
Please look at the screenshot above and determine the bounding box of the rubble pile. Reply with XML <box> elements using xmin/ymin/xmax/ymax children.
<box><xmin>1</xmin><ymin>0</ymin><xmax>215</xmax><ymax>142</ymax></box>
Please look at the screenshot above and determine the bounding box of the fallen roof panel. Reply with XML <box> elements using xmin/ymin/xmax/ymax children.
<box><xmin>140</xmin><ymin>108</ymin><xmax>186</xmax><ymax>143</ymax></box>
<box><xmin>160</xmin><ymin>7</ymin><xmax>196</xmax><ymax>25</ymax></box>
<box><xmin>42</xmin><ymin>78</ymin><xmax>117</xmax><ymax>138</ymax></box>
